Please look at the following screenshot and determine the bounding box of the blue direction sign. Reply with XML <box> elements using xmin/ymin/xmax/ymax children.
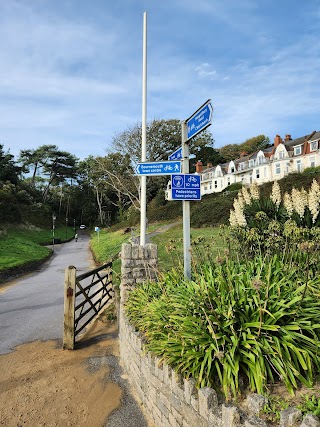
<box><xmin>171</xmin><ymin>174</ymin><xmax>201</xmax><ymax>200</ymax></box>
<box><xmin>186</xmin><ymin>99</ymin><xmax>213</xmax><ymax>141</ymax></box>
<box><xmin>135</xmin><ymin>161</ymin><xmax>181</xmax><ymax>176</ymax></box>
<box><xmin>168</xmin><ymin>146</ymin><xmax>182</xmax><ymax>161</ymax></box>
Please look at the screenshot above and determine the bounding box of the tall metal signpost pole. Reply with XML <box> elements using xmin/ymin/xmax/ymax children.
<box><xmin>140</xmin><ymin>11</ymin><xmax>147</xmax><ymax>246</ymax></box>
<box><xmin>182</xmin><ymin>99</ymin><xmax>213</xmax><ymax>279</ymax></box>
<box><xmin>181</xmin><ymin>122</ymin><xmax>191</xmax><ymax>279</ymax></box>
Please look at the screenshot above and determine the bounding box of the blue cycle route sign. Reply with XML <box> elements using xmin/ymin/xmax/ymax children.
<box><xmin>135</xmin><ymin>161</ymin><xmax>181</xmax><ymax>176</ymax></box>
<box><xmin>168</xmin><ymin>146</ymin><xmax>182</xmax><ymax>161</ymax></box>
<box><xmin>171</xmin><ymin>174</ymin><xmax>201</xmax><ymax>200</ymax></box>
<box><xmin>186</xmin><ymin>99</ymin><xmax>213</xmax><ymax>141</ymax></box>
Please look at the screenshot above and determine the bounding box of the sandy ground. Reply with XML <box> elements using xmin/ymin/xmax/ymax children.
<box><xmin>0</xmin><ymin>317</ymin><xmax>122</xmax><ymax>427</ymax></box>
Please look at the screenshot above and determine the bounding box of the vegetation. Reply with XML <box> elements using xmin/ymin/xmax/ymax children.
<box><xmin>0</xmin><ymin>226</ymin><xmax>75</xmax><ymax>271</ymax></box>
<box><xmin>124</xmin><ymin>177</ymin><xmax>320</xmax><ymax>405</ymax></box>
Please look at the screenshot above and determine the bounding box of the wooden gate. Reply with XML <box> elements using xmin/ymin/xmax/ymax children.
<box><xmin>63</xmin><ymin>262</ymin><xmax>113</xmax><ymax>350</ymax></box>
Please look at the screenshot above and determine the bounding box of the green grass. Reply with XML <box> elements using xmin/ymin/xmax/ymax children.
<box><xmin>0</xmin><ymin>226</ymin><xmax>75</xmax><ymax>271</ymax></box>
<box><xmin>150</xmin><ymin>223</ymin><xmax>228</xmax><ymax>272</ymax></box>
<box><xmin>89</xmin><ymin>222</ymin><xmax>228</xmax><ymax>282</ymax></box>
<box><xmin>90</xmin><ymin>228</ymin><xmax>133</xmax><ymax>285</ymax></box>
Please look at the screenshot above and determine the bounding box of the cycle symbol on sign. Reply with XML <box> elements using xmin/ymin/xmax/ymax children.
<box><xmin>173</xmin><ymin>176</ymin><xmax>184</xmax><ymax>188</ymax></box>
<box><xmin>188</xmin><ymin>176</ymin><xmax>198</xmax><ymax>183</ymax></box>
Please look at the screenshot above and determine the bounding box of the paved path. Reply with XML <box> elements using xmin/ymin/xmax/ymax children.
<box><xmin>0</xmin><ymin>231</ymin><xmax>94</xmax><ymax>354</ymax></box>
<box><xmin>0</xmin><ymin>232</ymin><xmax>149</xmax><ymax>426</ymax></box>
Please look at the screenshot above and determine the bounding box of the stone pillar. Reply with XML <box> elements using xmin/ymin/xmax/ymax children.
<box><xmin>120</xmin><ymin>243</ymin><xmax>158</xmax><ymax>303</ymax></box>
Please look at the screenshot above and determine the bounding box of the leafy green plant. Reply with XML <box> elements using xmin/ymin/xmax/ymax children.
<box><xmin>125</xmin><ymin>255</ymin><xmax>320</xmax><ymax>399</ymax></box>
<box><xmin>298</xmin><ymin>394</ymin><xmax>320</xmax><ymax>416</ymax></box>
<box><xmin>262</xmin><ymin>396</ymin><xmax>290</xmax><ymax>423</ymax></box>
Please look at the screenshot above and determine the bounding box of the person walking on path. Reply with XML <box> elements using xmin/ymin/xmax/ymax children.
<box><xmin>75</xmin><ymin>233</ymin><xmax>78</xmax><ymax>242</ymax></box>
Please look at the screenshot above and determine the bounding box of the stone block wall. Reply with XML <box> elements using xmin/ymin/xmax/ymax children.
<box><xmin>120</xmin><ymin>243</ymin><xmax>158</xmax><ymax>303</ymax></box>
<box><xmin>119</xmin><ymin>243</ymin><xmax>320</xmax><ymax>427</ymax></box>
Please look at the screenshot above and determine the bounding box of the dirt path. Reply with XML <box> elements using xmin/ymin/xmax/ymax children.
<box><xmin>0</xmin><ymin>313</ymin><xmax>146</xmax><ymax>427</ymax></box>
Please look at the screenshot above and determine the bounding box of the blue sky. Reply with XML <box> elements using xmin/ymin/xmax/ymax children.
<box><xmin>1</xmin><ymin>0</ymin><xmax>320</xmax><ymax>160</ymax></box>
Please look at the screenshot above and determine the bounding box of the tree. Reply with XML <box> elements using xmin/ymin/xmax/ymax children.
<box><xmin>94</xmin><ymin>153</ymin><xmax>140</xmax><ymax>220</ymax></box>
<box><xmin>0</xmin><ymin>144</ymin><xmax>21</xmax><ymax>184</ymax></box>
<box><xmin>111</xmin><ymin>119</ymin><xmax>214</xmax><ymax>165</ymax></box>
<box><xmin>41</xmin><ymin>150</ymin><xmax>78</xmax><ymax>202</ymax></box>
<box><xmin>218</xmin><ymin>135</ymin><xmax>271</xmax><ymax>162</ymax></box>
<box><xmin>218</xmin><ymin>144</ymin><xmax>242</xmax><ymax>162</ymax></box>
<box><xmin>109</xmin><ymin>118</ymin><xmax>215</xmax><ymax>208</ymax></box>
<box><xmin>190</xmin><ymin>146</ymin><xmax>226</xmax><ymax>171</ymax></box>
<box><xmin>19</xmin><ymin>145</ymin><xmax>58</xmax><ymax>188</ymax></box>
<box><xmin>240</xmin><ymin>135</ymin><xmax>271</xmax><ymax>154</ymax></box>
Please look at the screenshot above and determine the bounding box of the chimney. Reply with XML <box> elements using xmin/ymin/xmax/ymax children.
<box><xmin>195</xmin><ymin>161</ymin><xmax>203</xmax><ymax>173</ymax></box>
<box><xmin>207</xmin><ymin>162</ymin><xmax>213</xmax><ymax>168</ymax></box>
<box><xmin>240</xmin><ymin>151</ymin><xmax>248</xmax><ymax>158</ymax></box>
<box><xmin>274</xmin><ymin>135</ymin><xmax>283</xmax><ymax>147</ymax></box>
<box><xmin>284</xmin><ymin>134</ymin><xmax>292</xmax><ymax>142</ymax></box>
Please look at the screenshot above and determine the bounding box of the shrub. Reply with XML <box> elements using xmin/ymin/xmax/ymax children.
<box><xmin>125</xmin><ymin>255</ymin><xmax>320</xmax><ymax>399</ymax></box>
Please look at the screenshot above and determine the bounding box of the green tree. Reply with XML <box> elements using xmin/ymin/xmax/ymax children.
<box><xmin>111</xmin><ymin>119</ymin><xmax>214</xmax><ymax>164</ymax></box>
<box><xmin>240</xmin><ymin>135</ymin><xmax>271</xmax><ymax>154</ymax></box>
<box><xmin>0</xmin><ymin>144</ymin><xmax>21</xmax><ymax>184</ymax></box>
<box><xmin>41</xmin><ymin>150</ymin><xmax>78</xmax><ymax>202</ymax></box>
<box><xmin>19</xmin><ymin>145</ymin><xmax>58</xmax><ymax>188</ymax></box>
<box><xmin>218</xmin><ymin>135</ymin><xmax>271</xmax><ymax>162</ymax></box>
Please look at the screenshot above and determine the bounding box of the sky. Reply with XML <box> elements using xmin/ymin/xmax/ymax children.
<box><xmin>1</xmin><ymin>0</ymin><xmax>320</xmax><ymax>161</ymax></box>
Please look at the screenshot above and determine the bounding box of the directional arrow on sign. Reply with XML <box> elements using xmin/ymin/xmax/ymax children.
<box><xmin>135</xmin><ymin>161</ymin><xmax>181</xmax><ymax>176</ymax></box>
<box><xmin>186</xmin><ymin>99</ymin><xmax>213</xmax><ymax>141</ymax></box>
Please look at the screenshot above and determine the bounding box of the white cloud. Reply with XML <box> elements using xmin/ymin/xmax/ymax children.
<box><xmin>195</xmin><ymin>63</ymin><xmax>217</xmax><ymax>80</ymax></box>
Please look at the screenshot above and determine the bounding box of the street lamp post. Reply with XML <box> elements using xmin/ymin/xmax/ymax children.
<box><xmin>52</xmin><ymin>213</ymin><xmax>56</xmax><ymax>253</ymax></box>
<box><xmin>65</xmin><ymin>217</ymin><xmax>68</xmax><ymax>241</ymax></box>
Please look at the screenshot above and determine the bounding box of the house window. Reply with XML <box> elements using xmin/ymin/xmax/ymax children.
<box><xmin>204</xmin><ymin>186</ymin><xmax>208</xmax><ymax>191</ymax></box>
<box><xmin>294</xmin><ymin>145</ymin><xmax>302</xmax><ymax>156</ymax></box>
<box><xmin>238</xmin><ymin>163</ymin><xmax>244</xmax><ymax>171</ymax></box>
<box><xmin>227</xmin><ymin>177</ymin><xmax>231</xmax><ymax>186</ymax></box>
<box><xmin>279</xmin><ymin>151</ymin><xmax>285</xmax><ymax>159</ymax></box>
<box><xmin>310</xmin><ymin>156</ymin><xmax>316</xmax><ymax>168</ymax></box>
<box><xmin>275</xmin><ymin>163</ymin><xmax>281</xmax><ymax>174</ymax></box>
<box><xmin>310</xmin><ymin>141</ymin><xmax>318</xmax><ymax>151</ymax></box>
<box><xmin>286</xmin><ymin>162</ymin><xmax>291</xmax><ymax>173</ymax></box>
<box><xmin>230</xmin><ymin>167</ymin><xmax>235</xmax><ymax>173</ymax></box>
<box><xmin>256</xmin><ymin>169</ymin><xmax>260</xmax><ymax>179</ymax></box>
<box><xmin>249</xmin><ymin>159</ymin><xmax>254</xmax><ymax>167</ymax></box>
<box><xmin>296</xmin><ymin>160</ymin><xmax>302</xmax><ymax>172</ymax></box>
<box><xmin>214</xmin><ymin>180</ymin><xmax>217</xmax><ymax>189</ymax></box>
<box><xmin>209</xmin><ymin>184</ymin><xmax>212</xmax><ymax>190</ymax></box>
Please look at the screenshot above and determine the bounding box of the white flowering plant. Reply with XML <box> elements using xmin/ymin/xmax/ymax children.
<box><xmin>229</xmin><ymin>180</ymin><xmax>320</xmax><ymax>259</ymax></box>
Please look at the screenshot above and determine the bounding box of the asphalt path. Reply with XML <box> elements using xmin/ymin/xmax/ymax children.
<box><xmin>0</xmin><ymin>231</ymin><xmax>94</xmax><ymax>355</ymax></box>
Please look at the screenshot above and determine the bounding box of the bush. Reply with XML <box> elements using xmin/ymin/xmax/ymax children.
<box><xmin>125</xmin><ymin>255</ymin><xmax>320</xmax><ymax>399</ymax></box>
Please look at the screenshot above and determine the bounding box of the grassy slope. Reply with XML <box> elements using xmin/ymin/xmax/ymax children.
<box><xmin>0</xmin><ymin>227</ymin><xmax>75</xmax><ymax>271</ymax></box>
<box><xmin>1</xmin><ymin>169</ymin><xmax>319</xmax><ymax>276</ymax></box>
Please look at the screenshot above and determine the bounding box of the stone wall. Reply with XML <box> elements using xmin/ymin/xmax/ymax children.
<box><xmin>118</xmin><ymin>243</ymin><xmax>320</xmax><ymax>427</ymax></box>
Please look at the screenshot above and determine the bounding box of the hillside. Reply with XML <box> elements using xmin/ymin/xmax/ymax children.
<box><xmin>145</xmin><ymin>168</ymin><xmax>320</xmax><ymax>228</ymax></box>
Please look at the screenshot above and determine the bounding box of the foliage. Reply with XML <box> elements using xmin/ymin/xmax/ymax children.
<box><xmin>298</xmin><ymin>394</ymin><xmax>320</xmax><ymax>417</ymax></box>
<box><xmin>125</xmin><ymin>254</ymin><xmax>320</xmax><ymax>399</ymax></box>
<box><xmin>262</xmin><ymin>396</ymin><xmax>289</xmax><ymax>423</ymax></box>
<box><xmin>0</xmin><ymin>226</ymin><xmax>74</xmax><ymax>272</ymax></box>
<box><xmin>218</xmin><ymin>135</ymin><xmax>270</xmax><ymax>161</ymax></box>
<box><xmin>0</xmin><ymin>144</ymin><xmax>21</xmax><ymax>184</ymax></box>
<box><xmin>229</xmin><ymin>180</ymin><xmax>320</xmax><ymax>258</ymax></box>
<box><xmin>111</xmin><ymin>119</ymin><xmax>214</xmax><ymax>166</ymax></box>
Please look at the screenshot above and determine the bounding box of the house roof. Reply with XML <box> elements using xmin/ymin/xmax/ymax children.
<box><xmin>309</xmin><ymin>131</ymin><xmax>320</xmax><ymax>141</ymax></box>
<box><xmin>284</xmin><ymin>132</ymin><xmax>318</xmax><ymax>148</ymax></box>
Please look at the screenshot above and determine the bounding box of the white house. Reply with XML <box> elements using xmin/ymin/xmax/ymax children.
<box><xmin>165</xmin><ymin>131</ymin><xmax>320</xmax><ymax>199</ymax></box>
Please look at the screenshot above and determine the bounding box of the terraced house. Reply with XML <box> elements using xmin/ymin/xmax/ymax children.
<box><xmin>166</xmin><ymin>131</ymin><xmax>320</xmax><ymax>198</ymax></box>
